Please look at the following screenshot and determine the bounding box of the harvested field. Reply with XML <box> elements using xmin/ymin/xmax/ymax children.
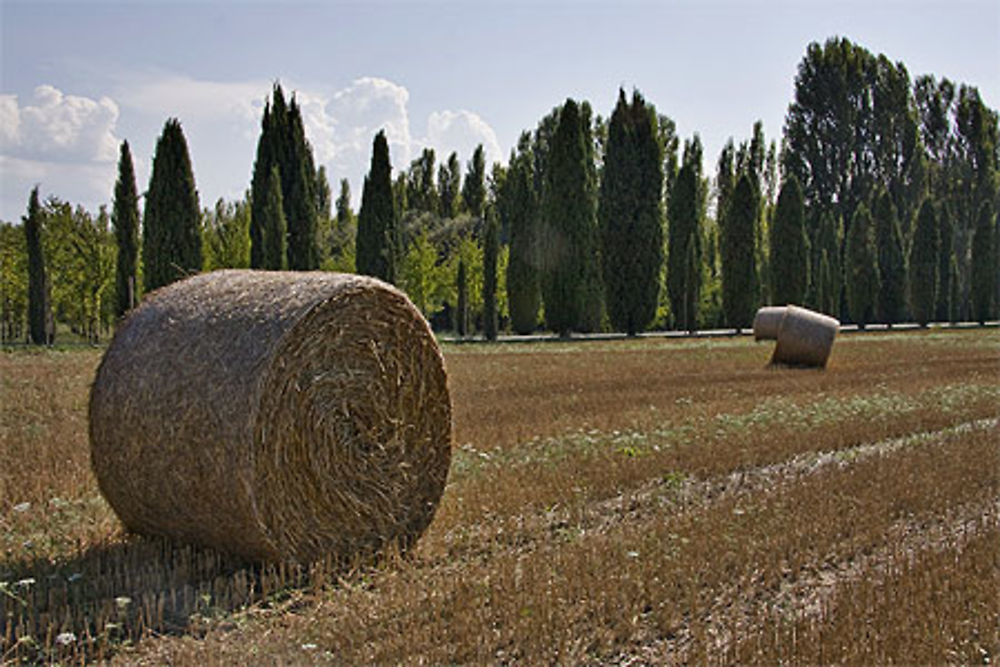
<box><xmin>1</xmin><ymin>328</ymin><xmax>998</xmax><ymax>663</ymax></box>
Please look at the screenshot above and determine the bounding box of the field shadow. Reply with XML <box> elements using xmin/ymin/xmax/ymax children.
<box><xmin>0</xmin><ymin>533</ymin><xmax>351</xmax><ymax>663</ymax></box>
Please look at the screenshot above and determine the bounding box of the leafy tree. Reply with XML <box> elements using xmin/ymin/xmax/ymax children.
<box><xmin>356</xmin><ymin>130</ymin><xmax>399</xmax><ymax>283</ymax></box>
<box><xmin>720</xmin><ymin>173</ymin><xmax>758</xmax><ymax>329</ymax></box>
<box><xmin>456</xmin><ymin>257</ymin><xmax>469</xmax><ymax>336</ymax></box>
<box><xmin>329</xmin><ymin>178</ymin><xmax>357</xmax><ymax>272</ymax></box>
<box><xmin>667</xmin><ymin>153</ymin><xmax>702</xmax><ymax>332</ymax></box>
<box><xmin>399</xmin><ymin>230</ymin><xmax>450</xmax><ymax>317</ymax></box>
<box><xmin>540</xmin><ymin>99</ymin><xmax>595</xmax><ymax>336</ymax></box>
<box><xmin>815</xmin><ymin>211</ymin><xmax>843</xmax><ymax>316</ymax></box>
<box><xmin>112</xmin><ymin>140</ymin><xmax>140</xmax><ymax>316</ymax></box>
<box><xmin>935</xmin><ymin>208</ymin><xmax>954</xmax><ymax>322</ymax></box>
<box><xmin>407</xmin><ymin>148</ymin><xmax>439</xmax><ymax>214</ymax></box>
<box><xmin>314</xmin><ymin>165</ymin><xmax>333</xmax><ymax>264</ymax></box>
<box><xmin>482</xmin><ymin>203</ymin><xmax>500</xmax><ymax>340</ymax></box>
<box><xmin>909</xmin><ymin>199</ymin><xmax>939</xmax><ymax>326</ymax></box>
<box><xmin>438</xmin><ymin>152</ymin><xmax>461</xmax><ymax>219</ymax></box>
<box><xmin>203</xmin><ymin>197</ymin><xmax>251</xmax><ymax>270</ymax></box>
<box><xmin>462</xmin><ymin>145</ymin><xmax>487</xmax><ymax>219</ymax></box>
<box><xmin>143</xmin><ymin>118</ymin><xmax>201</xmax><ymax>291</ymax></box>
<box><xmin>0</xmin><ymin>222</ymin><xmax>28</xmax><ymax>342</ymax></box>
<box><xmin>818</xmin><ymin>249</ymin><xmax>834</xmax><ymax>319</ymax></box>
<box><xmin>971</xmin><ymin>201</ymin><xmax>996</xmax><ymax>323</ymax></box>
<box><xmin>845</xmin><ymin>203</ymin><xmax>879</xmax><ymax>328</ymax></box>
<box><xmin>503</xmin><ymin>133</ymin><xmax>540</xmax><ymax>334</ymax></box>
<box><xmin>24</xmin><ymin>187</ymin><xmax>51</xmax><ymax>344</ymax></box>
<box><xmin>873</xmin><ymin>189</ymin><xmax>907</xmax><ymax>325</ymax></box>
<box><xmin>770</xmin><ymin>175</ymin><xmax>808</xmax><ymax>306</ymax></box>
<box><xmin>599</xmin><ymin>89</ymin><xmax>664</xmax><ymax>335</ymax></box>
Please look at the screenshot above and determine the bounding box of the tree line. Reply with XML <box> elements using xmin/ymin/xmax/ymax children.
<box><xmin>2</xmin><ymin>36</ymin><xmax>997</xmax><ymax>344</ymax></box>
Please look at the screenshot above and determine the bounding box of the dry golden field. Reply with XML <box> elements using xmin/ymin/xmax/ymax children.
<box><xmin>2</xmin><ymin>329</ymin><xmax>998</xmax><ymax>664</ymax></box>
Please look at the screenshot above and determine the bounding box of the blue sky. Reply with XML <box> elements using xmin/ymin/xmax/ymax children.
<box><xmin>1</xmin><ymin>0</ymin><xmax>998</xmax><ymax>222</ymax></box>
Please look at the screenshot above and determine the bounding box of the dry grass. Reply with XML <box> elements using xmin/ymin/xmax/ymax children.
<box><xmin>1</xmin><ymin>328</ymin><xmax>998</xmax><ymax>663</ymax></box>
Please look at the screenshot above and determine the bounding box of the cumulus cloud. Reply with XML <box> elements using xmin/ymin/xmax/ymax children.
<box><xmin>326</xmin><ymin>77</ymin><xmax>414</xmax><ymax>177</ymax></box>
<box><xmin>424</xmin><ymin>109</ymin><xmax>502</xmax><ymax>168</ymax></box>
<box><xmin>1</xmin><ymin>85</ymin><xmax>120</xmax><ymax>163</ymax></box>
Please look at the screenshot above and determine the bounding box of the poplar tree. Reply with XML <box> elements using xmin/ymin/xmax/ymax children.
<box><xmin>482</xmin><ymin>204</ymin><xmax>500</xmax><ymax>340</ymax></box>
<box><xmin>540</xmin><ymin>99</ymin><xmax>593</xmax><ymax>336</ymax></box>
<box><xmin>438</xmin><ymin>152</ymin><xmax>461</xmax><ymax>218</ymax></box>
<box><xmin>112</xmin><ymin>140</ymin><xmax>140</xmax><ymax>316</ymax></box>
<box><xmin>874</xmin><ymin>189</ymin><xmax>907</xmax><ymax>325</ymax></box>
<box><xmin>845</xmin><ymin>203</ymin><xmax>879</xmax><ymax>329</ymax></box>
<box><xmin>909</xmin><ymin>198</ymin><xmax>939</xmax><ymax>326</ymax></box>
<box><xmin>720</xmin><ymin>173</ymin><xmax>758</xmax><ymax>329</ymax></box>
<box><xmin>934</xmin><ymin>208</ymin><xmax>954</xmax><ymax>322</ymax></box>
<box><xmin>24</xmin><ymin>187</ymin><xmax>51</xmax><ymax>344</ymax></box>
<box><xmin>769</xmin><ymin>174</ymin><xmax>808</xmax><ymax>306</ymax></box>
<box><xmin>143</xmin><ymin>118</ymin><xmax>201</xmax><ymax>292</ymax></box>
<box><xmin>599</xmin><ymin>89</ymin><xmax>664</xmax><ymax>335</ymax></box>
<box><xmin>504</xmin><ymin>134</ymin><xmax>540</xmax><ymax>334</ymax></box>
<box><xmin>462</xmin><ymin>145</ymin><xmax>487</xmax><ymax>219</ymax></box>
<box><xmin>971</xmin><ymin>201</ymin><xmax>996</xmax><ymax>323</ymax></box>
<box><xmin>356</xmin><ymin>130</ymin><xmax>398</xmax><ymax>283</ymax></box>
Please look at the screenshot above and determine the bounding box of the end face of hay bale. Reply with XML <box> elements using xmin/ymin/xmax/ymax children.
<box><xmin>752</xmin><ymin>306</ymin><xmax>787</xmax><ymax>341</ymax></box>
<box><xmin>770</xmin><ymin>304</ymin><xmax>840</xmax><ymax>368</ymax></box>
<box><xmin>89</xmin><ymin>270</ymin><xmax>452</xmax><ymax>563</ymax></box>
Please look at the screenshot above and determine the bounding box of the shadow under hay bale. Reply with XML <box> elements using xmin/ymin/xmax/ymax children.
<box><xmin>752</xmin><ymin>306</ymin><xmax>787</xmax><ymax>341</ymax></box>
<box><xmin>770</xmin><ymin>304</ymin><xmax>840</xmax><ymax>368</ymax></box>
<box><xmin>89</xmin><ymin>270</ymin><xmax>452</xmax><ymax>564</ymax></box>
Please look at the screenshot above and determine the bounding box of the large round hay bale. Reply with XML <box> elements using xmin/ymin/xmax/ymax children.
<box><xmin>89</xmin><ymin>270</ymin><xmax>452</xmax><ymax>563</ymax></box>
<box><xmin>770</xmin><ymin>304</ymin><xmax>840</xmax><ymax>368</ymax></box>
<box><xmin>752</xmin><ymin>306</ymin><xmax>787</xmax><ymax>341</ymax></box>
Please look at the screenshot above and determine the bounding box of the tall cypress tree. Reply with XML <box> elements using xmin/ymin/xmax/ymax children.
<box><xmin>845</xmin><ymin>203</ymin><xmax>879</xmax><ymax>329</ymax></box>
<box><xmin>540</xmin><ymin>99</ymin><xmax>593</xmax><ymax>336</ymax></box>
<box><xmin>250</xmin><ymin>101</ymin><xmax>277</xmax><ymax>269</ymax></box>
<box><xmin>24</xmin><ymin>187</ymin><xmax>51</xmax><ymax>344</ymax></box>
<box><xmin>504</xmin><ymin>134</ymin><xmax>540</xmax><ymax>334</ymax></box>
<box><xmin>667</xmin><ymin>138</ymin><xmax>704</xmax><ymax>331</ymax></box>
<box><xmin>112</xmin><ymin>140</ymin><xmax>140</xmax><ymax>316</ymax></box>
<box><xmin>817</xmin><ymin>212</ymin><xmax>843</xmax><ymax>316</ymax></box>
<box><xmin>142</xmin><ymin>118</ymin><xmax>201</xmax><ymax>292</ymax></box>
<box><xmin>260</xmin><ymin>165</ymin><xmax>287</xmax><ymax>270</ymax></box>
<box><xmin>971</xmin><ymin>201</ymin><xmax>996</xmax><ymax>324</ymax></box>
<box><xmin>356</xmin><ymin>130</ymin><xmax>398</xmax><ymax>283</ymax></box>
<box><xmin>909</xmin><ymin>198</ymin><xmax>939</xmax><ymax>326</ymax></box>
<box><xmin>599</xmin><ymin>89</ymin><xmax>664</xmax><ymax>335</ymax></box>
<box><xmin>462</xmin><ymin>145</ymin><xmax>487</xmax><ymax>219</ymax></box>
<box><xmin>482</xmin><ymin>203</ymin><xmax>500</xmax><ymax>340</ymax></box>
<box><xmin>874</xmin><ymin>189</ymin><xmax>907</xmax><ymax>325</ymax></box>
<box><xmin>720</xmin><ymin>173</ymin><xmax>758</xmax><ymax>329</ymax></box>
<box><xmin>438</xmin><ymin>152</ymin><xmax>461</xmax><ymax>219</ymax></box>
<box><xmin>769</xmin><ymin>174</ymin><xmax>808</xmax><ymax>306</ymax></box>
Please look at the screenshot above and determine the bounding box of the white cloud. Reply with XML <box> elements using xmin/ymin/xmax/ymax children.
<box><xmin>118</xmin><ymin>75</ymin><xmax>265</xmax><ymax>130</ymax></box>
<box><xmin>1</xmin><ymin>155</ymin><xmax>116</xmax><ymax>220</ymax></box>
<box><xmin>424</xmin><ymin>109</ymin><xmax>502</xmax><ymax>169</ymax></box>
<box><xmin>326</xmin><ymin>77</ymin><xmax>414</xmax><ymax>177</ymax></box>
<box><xmin>1</xmin><ymin>85</ymin><xmax>120</xmax><ymax>163</ymax></box>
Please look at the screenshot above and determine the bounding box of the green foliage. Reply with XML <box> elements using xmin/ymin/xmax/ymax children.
<box><xmin>935</xmin><ymin>209</ymin><xmax>953</xmax><ymax>322</ymax></box>
<box><xmin>667</xmin><ymin>137</ymin><xmax>704</xmax><ymax>331</ymax></box>
<box><xmin>970</xmin><ymin>201</ymin><xmax>996</xmax><ymax>323</ymax></box>
<box><xmin>258</xmin><ymin>165</ymin><xmax>287</xmax><ymax>270</ymax></box>
<box><xmin>249</xmin><ymin>84</ymin><xmax>320</xmax><ymax>271</ymax></box>
<box><xmin>462</xmin><ymin>145</ymin><xmax>487</xmax><ymax>219</ymax></box>
<box><xmin>873</xmin><ymin>189</ymin><xmax>907</xmax><ymax>324</ymax></box>
<box><xmin>482</xmin><ymin>204</ymin><xmax>500</xmax><ymax>340</ymax></box>
<box><xmin>845</xmin><ymin>203</ymin><xmax>880</xmax><ymax>328</ymax></box>
<box><xmin>720</xmin><ymin>173</ymin><xmax>758</xmax><ymax>329</ymax></box>
<box><xmin>599</xmin><ymin>89</ymin><xmax>664</xmax><ymax>335</ymax></box>
<box><xmin>540</xmin><ymin>99</ymin><xmax>597</xmax><ymax>336</ymax></box>
<box><xmin>399</xmin><ymin>231</ymin><xmax>450</xmax><ymax>317</ymax></box>
<box><xmin>314</xmin><ymin>165</ymin><xmax>333</xmax><ymax>264</ymax></box>
<box><xmin>142</xmin><ymin>118</ymin><xmax>201</xmax><ymax>292</ymax></box>
<box><xmin>203</xmin><ymin>197</ymin><xmax>251</xmax><ymax>271</ymax></box>
<box><xmin>407</xmin><ymin>148</ymin><xmax>439</xmax><ymax>215</ymax></box>
<box><xmin>438</xmin><ymin>152</ymin><xmax>461</xmax><ymax>219</ymax></box>
<box><xmin>327</xmin><ymin>178</ymin><xmax>356</xmax><ymax>272</ymax></box>
<box><xmin>0</xmin><ymin>221</ymin><xmax>28</xmax><ymax>342</ymax></box>
<box><xmin>357</xmin><ymin>130</ymin><xmax>399</xmax><ymax>283</ymax></box>
<box><xmin>909</xmin><ymin>199</ymin><xmax>940</xmax><ymax>326</ymax></box>
<box><xmin>112</xmin><ymin>140</ymin><xmax>140</xmax><ymax>316</ymax></box>
<box><xmin>503</xmin><ymin>133</ymin><xmax>541</xmax><ymax>334</ymax></box>
<box><xmin>770</xmin><ymin>175</ymin><xmax>808</xmax><ymax>306</ymax></box>
<box><xmin>456</xmin><ymin>258</ymin><xmax>469</xmax><ymax>336</ymax></box>
<box><xmin>815</xmin><ymin>212</ymin><xmax>843</xmax><ymax>317</ymax></box>
<box><xmin>24</xmin><ymin>187</ymin><xmax>51</xmax><ymax>344</ymax></box>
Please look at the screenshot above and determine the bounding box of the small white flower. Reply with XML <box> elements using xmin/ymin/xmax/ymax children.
<box><xmin>55</xmin><ymin>632</ymin><xmax>76</xmax><ymax>646</ymax></box>
<box><xmin>15</xmin><ymin>578</ymin><xmax>35</xmax><ymax>588</ymax></box>
<box><xmin>301</xmin><ymin>643</ymin><xmax>318</xmax><ymax>651</ymax></box>
<box><xmin>12</xmin><ymin>502</ymin><xmax>30</xmax><ymax>513</ymax></box>
<box><xmin>114</xmin><ymin>596</ymin><xmax>132</xmax><ymax>608</ymax></box>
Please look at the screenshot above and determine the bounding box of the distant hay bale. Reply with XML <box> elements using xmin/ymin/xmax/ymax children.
<box><xmin>752</xmin><ymin>306</ymin><xmax>788</xmax><ymax>341</ymax></box>
<box><xmin>770</xmin><ymin>304</ymin><xmax>840</xmax><ymax>368</ymax></box>
<box><xmin>89</xmin><ymin>270</ymin><xmax>452</xmax><ymax>563</ymax></box>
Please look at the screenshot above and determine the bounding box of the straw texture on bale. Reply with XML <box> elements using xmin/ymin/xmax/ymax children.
<box><xmin>770</xmin><ymin>304</ymin><xmax>840</xmax><ymax>368</ymax></box>
<box><xmin>752</xmin><ymin>306</ymin><xmax>788</xmax><ymax>341</ymax></box>
<box><xmin>89</xmin><ymin>270</ymin><xmax>452</xmax><ymax>563</ymax></box>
